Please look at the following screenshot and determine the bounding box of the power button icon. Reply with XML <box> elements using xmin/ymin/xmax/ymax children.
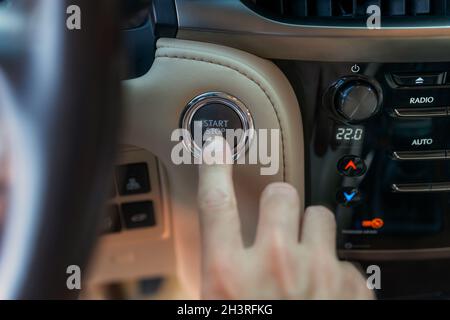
<box><xmin>351</xmin><ymin>64</ymin><xmax>361</xmax><ymax>73</ymax></box>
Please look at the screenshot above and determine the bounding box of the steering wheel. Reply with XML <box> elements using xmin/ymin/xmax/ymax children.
<box><xmin>0</xmin><ymin>0</ymin><xmax>121</xmax><ymax>299</ymax></box>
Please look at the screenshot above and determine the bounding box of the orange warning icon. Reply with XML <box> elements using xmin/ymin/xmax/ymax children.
<box><xmin>362</xmin><ymin>218</ymin><xmax>384</xmax><ymax>229</ymax></box>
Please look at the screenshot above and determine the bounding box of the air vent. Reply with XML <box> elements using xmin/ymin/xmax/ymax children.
<box><xmin>243</xmin><ymin>0</ymin><xmax>450</xmax><ymax>27</ymax></box>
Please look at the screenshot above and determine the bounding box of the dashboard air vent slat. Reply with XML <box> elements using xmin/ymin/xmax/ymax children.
<box><xmin>245</xmin><ymin>0</ymin><xmax>450</xmax><ymax>26</ymax></box>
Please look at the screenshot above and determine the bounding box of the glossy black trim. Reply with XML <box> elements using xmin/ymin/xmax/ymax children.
<box><xmin>121</xmin><ymin>0</ymin><xmax>178</xmax><ymax>79</ymax></box>
<box><xmin>153</xmin><ymin>0</ymin><xmax>178</xmax><ymax>38</ymax></box>
<box><xmin>122</xmin><ymin>19</ymin><xmax>155</xmax><ymax>79</ymax></box>
<box><xmin>241</xmin><ymin>0</ymin><xmax>450</xmax><ymax>28</ymax></box>
<box><xmin>277</xmin><ymin>60</ymin><xmax>450</xmax><ymax>253</ymax></box>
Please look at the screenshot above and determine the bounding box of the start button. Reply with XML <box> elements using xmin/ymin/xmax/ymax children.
<box><xmin>181</xmin><ymin>92</ymin><xmax>254</xmax><ymax>159</ymax></box>
<box><xmin>190</xmin><ymin>103</ymin><xmax>243</xmax><ymax>137</ymax></box>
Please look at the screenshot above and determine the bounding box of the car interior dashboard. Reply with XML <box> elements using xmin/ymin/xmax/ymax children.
<box><xmin>85</xmin><ymin>0</ymin><xmax>450</xmax><ymax>299</ymax></box>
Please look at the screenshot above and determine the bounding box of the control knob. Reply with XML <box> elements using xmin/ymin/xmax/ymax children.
<box><xmin>332</xmin><ymin>77</ymin><xmax>382</xmax><ymax>122</ymax></box>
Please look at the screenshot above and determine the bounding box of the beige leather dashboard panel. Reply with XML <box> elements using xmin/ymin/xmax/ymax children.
<box><xmin>120</xmin><ymin>38</ymin><xmax>303</xmax><ymax>297</ymax></box>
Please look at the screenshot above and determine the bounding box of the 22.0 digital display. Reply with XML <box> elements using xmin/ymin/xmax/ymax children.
<box><xmin>335</xmin><ymin>126</ymin><xmax>365</xmax><ymax>143</ymax></box>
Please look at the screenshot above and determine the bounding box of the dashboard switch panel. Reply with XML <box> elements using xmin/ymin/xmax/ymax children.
<box><xmin>278</xmin><ymin>61</ymin><xmax>450</xmax><ymax>254</ymax></box>
<box><xmin>103</xmin><ymin>146</ymin><xmax>164</xmax><ymax>234</ymax></box>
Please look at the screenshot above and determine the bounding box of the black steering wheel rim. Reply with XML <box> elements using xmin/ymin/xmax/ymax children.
<box><xmin>0</xmin><ymin>0</ymin><xmax>121</xmax><ymax>299</ymax></box>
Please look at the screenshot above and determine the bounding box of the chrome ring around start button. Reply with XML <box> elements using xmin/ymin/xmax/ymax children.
<box><xmin>181</xmin><ymin>92</ymin><xmax>255</xmax><ymax>160</ymax></box>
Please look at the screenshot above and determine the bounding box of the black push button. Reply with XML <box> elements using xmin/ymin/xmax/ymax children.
<box><xmin>182</xmin><ymin>93</ymin><xmax>254</xmax><ymax>159</ymax></box>
<box><xmin>101</xmin><ymin>205</ymin><xmax>121</xmax><ymax>234</ymax></box>
<box><xmin>189</xmin><ymin>103</ymin><xmax>244</xmax><ymax>152</ymax></box>
<box><xmin>337</xmin><ymin>156</ymin><xmax>366</xmax><ymax>177</ymax></box>
<box><xmin>392</xmin><ymin>73</ymin><xmax>445</xmax><ymax>87</ymax></box>
<box><xmin>116</xmin><ymin>163</ymin><xmax>151</xmax><ymax>196</ymax></box>
<box><xmin>336</xmin><ymin>187</ymin><xmax>362</xmax><ymax>207</ymax></box>
<box><xmin>391</xmin><ymin>183</ymin><xmax>431</xmax><ymax>193</ymax></box>
<box><xmin>190</xmin><ymin>103</ymin><xmax>243</xmax><ymax>138</ymax></box>
<box><xmin>392</xmin><ymin>183</ymin><xmax>450</xmax><ymax>193</ymax></box>
<box><xmin>391</xmin><ymin>120</ymin><xmax>444</xmax><ymax>151</ymax></box>
<box><xmin>393</xmin><ymin>107</ymin><xmax>448</xmax><ymax>118</ymax></box>
<box><xmin>122</xmin><ymin>201</ymin><xmax>156</xmax><ymax>229</ymax></box>
<box><xmin>392</xmin><ymin>150</ymin><xmax>447</xmax><ymax>161</ymax></box>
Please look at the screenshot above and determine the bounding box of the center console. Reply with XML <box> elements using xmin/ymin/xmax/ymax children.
<box><xmin>278</xmin><ymin>61</ymin><xmax>450</xmax><ymax>258</ymax></box>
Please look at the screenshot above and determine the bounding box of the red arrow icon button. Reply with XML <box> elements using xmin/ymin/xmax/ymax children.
<box><xmin>337</xmin><ymin>156</ymin><xmax>366</xmax><ymax>177</ymax></box>
<box><xmin>344</xmin><ymin>160</ymin><xmax>357</xmax><ymax>171</ymax></box>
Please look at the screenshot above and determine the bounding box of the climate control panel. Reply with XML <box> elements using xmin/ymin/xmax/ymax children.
<box><xmin>277</xmin><ymin>61</ymin><xmax>450</xmax><ymax>256</ymax></box>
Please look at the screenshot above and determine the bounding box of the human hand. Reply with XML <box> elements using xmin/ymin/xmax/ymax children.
<box><xmin>197</xmin><ymin>136</ymin><xmax>374</xmax><ymax>300</ymax></box>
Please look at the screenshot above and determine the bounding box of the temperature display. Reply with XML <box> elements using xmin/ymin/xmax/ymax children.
<box><xmin>335</xmin><ymin>126</ymin><xmax>365</xmax><ymax>144</ymax></box>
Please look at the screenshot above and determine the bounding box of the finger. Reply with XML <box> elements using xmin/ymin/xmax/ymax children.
<box><xmin>340</xmin><ymin>262</ymin><xmax>375</xmax><ymax>300</ymax></box>
<box><xmin>198</xmin><ymin>136</ymin><xmax>243</xmax><ymax>255</ymax></box>
<box><xmin>255</xmin><ymin>182</ymin><xmax>301</xmax><ymax>246</ymax></box>
<box><xmin>300</xmin><ymin>206</ymin><xmax>336</xmax><ymax>253</ymax></box>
